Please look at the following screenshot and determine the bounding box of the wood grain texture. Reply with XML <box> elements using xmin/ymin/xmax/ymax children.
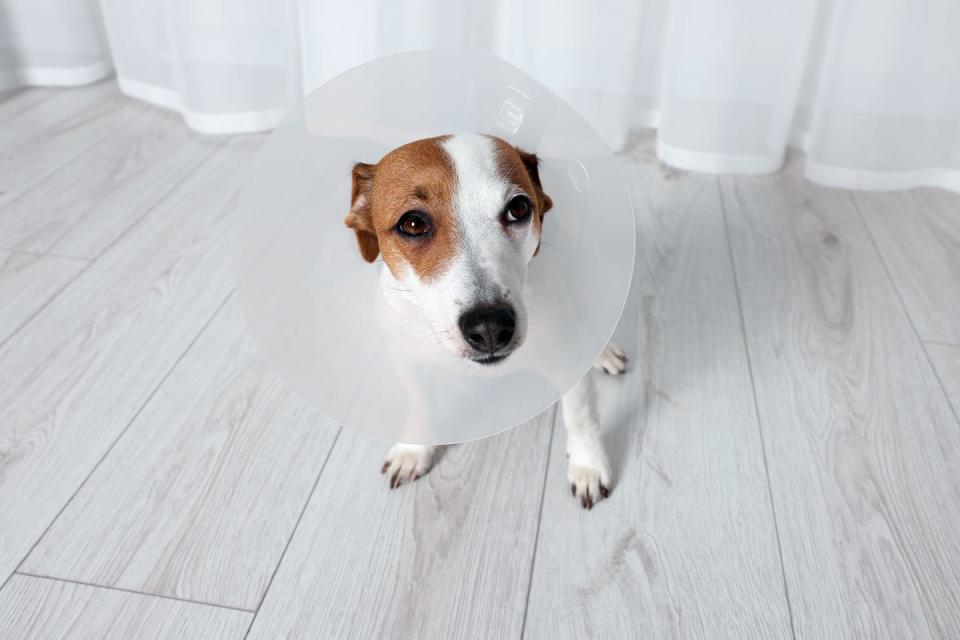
<box><xmin>0</xmin><ymin>82</ymin><xmax>143</xmax><ymax>208</ymax></box>
<box><xmin>721</xmin><ymin>161</ymin><xmax>960</xmax><ymax>638</ymax></box>
<box><xmin>247</xmin><ymin>413</ymin><xmax>555</xmax><ymax>640</ymax></box>
<box><xmin>853</xmin><ymin>189</ymin><xmax>960</xmax><ymax>343</ymax></box>
<box><xmin>0</xmin><ymin>250</ymin><xmax>86</xmax><ymax>344</ymax></box>
<box><xmin>0</xmin><ymin>88</ymin><xmax>56</xmax><ymax>123</ymax></box>
<box><xmin>0</xmin><ymin>106</ymin><xmax>219</xmax><ymax>257</ymax></box>
<box><xmin>927</xmin><ymin>343</ymin><xmax>960</xmax><ymax>418</ymax></box>
<box><xmin>23</xmin><ymin>299</ymin><xmax>339</xmax><ymax>610</ymax></box>
<box><xmin>0</xmin><ymin>136</ymin><xmax>261</xmax><ymax>584</ymax></box>
<box><xmin>0</xmin><ymin>574</ymin><xmax>250</xmax><ymax>640</ymax></box>
<box><xmin>524</xmin><ymin>159</ymin><xmax>792</xmax><ymax>639</ymax></box>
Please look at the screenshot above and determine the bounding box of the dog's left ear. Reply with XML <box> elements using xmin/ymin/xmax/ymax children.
<box><xmin>515</xmin><ymin>149</ymin><xmax>553</xmax><ymax>221</ymax></box>
<box><xmin>344</xmin><ymin>162</ymin><xmax>380</xmax><ymax>262</ymax></box>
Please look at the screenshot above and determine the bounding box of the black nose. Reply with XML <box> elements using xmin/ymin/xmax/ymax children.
<box><xmin>458</xmin><ymin>305</ymin><xmax>516</xmax><ymax>354</ymax></box>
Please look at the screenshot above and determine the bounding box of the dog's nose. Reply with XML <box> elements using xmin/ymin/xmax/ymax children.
<box><xmin>458</xmin><ymin>305</ymin><xmax>516</xmax><ymax>354</ymax></box>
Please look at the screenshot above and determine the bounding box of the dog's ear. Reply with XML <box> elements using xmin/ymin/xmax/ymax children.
<box><xmin>515</xmin><ymin>149</ymin><xmax>553</xmax><ymax>221</ymax></box>
<box><xmin>344</xmin><ymin>162</ymin><xmax>379</xmax><ymax>262</ymax></box>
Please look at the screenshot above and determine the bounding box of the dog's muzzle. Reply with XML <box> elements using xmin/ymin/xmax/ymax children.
<box><xmin>458</xmin><ymin>303</ymin><xmax>517</xmax><ymax>364</ymax></box>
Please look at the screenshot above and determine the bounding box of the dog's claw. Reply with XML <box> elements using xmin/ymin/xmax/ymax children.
<box><xmin>569</xmin><ymin>456</ymin><xmax>612</xmax><ymax>510</ymax></box>
<box><xmin>594</xmin><ymin>342</ymin><xmax>629</xmax><ymax>376</ymax></box>
<box><xmin>382</xmin><ymin>444</ymin><xmax>436</xmax><ymax>490</ymax></box>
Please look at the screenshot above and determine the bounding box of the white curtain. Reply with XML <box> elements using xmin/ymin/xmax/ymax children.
<box><xmin>2</xmin><ymin>0</ymin><xmax>959</xmax><ymax>192</ymax></box>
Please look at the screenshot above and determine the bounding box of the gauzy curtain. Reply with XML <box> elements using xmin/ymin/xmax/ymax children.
<box><xmin>2</xmin><ymin>0</ymin><xmax>959</xmax><ymax>192</ymax></box>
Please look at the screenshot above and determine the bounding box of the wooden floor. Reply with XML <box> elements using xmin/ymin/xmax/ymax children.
<box><xmin>1</xmin><ymin>81</ymin><xmax>959</xmax><ymax>639</ymax></box>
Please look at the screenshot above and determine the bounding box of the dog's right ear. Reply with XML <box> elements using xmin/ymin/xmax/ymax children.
<box><xmin>344</xmin><ymin>162</ymin><xmax>379</xmax><ymax>262</ymax></box>
<box><xmin>515</xmin><ymin>149</ymin><xmax>553</xmax><ymax>220</ymax></box>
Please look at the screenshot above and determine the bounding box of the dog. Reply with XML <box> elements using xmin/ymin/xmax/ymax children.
<box><xmin>345</xmin><ymin>133</ymin><xmax>627</xmax><ymax>509</ymax></box>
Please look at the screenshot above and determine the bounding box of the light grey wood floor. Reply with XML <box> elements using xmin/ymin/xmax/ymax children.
<box><xmin>1</xmin><ymin>83</ymin><xmax>959</xmax><ymax>639</ymax></box>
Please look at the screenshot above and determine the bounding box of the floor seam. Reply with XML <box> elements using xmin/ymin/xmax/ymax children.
<box><xmin>0</xmin><ymin>138</ymin><xmax>229</xmax><ymax>593</ymax></box>
<box><xmin>850</xmin><ymin>194</ymin><xmax>960</xmax><ymax>438</ymax></box>
<box><xmin>0</xmin><ymin>86</ymin><xmax>148</xmax><ymax>212</ymax></box>
<box><xmin>242</xmin><ymin>426</ymin><xmax>344</xmax><ymax>639</ymax></box>
<box><xmin>717</xmin><ymin>177</ymin><xmax>798</xmax><ymax>640</ymax></box>
<box><xmin>0</xmin><ymin>248</ymin><xmax>90</xmax><ymax>262</ymax></box>
<box><xmin>0</xmin><ymin>257</ymin><xmax>92</xmax><ymax>352</ymax></box>
<box><xmin>921</xmin><ymin>339</ymin><xmax>960</xmax><ymax>349</ymax></box>
<box><xmin>0</xmin><ymin>136</ymin><xmax>226</xmax><ymax>355</ymax></box>
<box><xmin>1</xmin><ymin>291</ymin><xmax>234</xmax><ymax>593</ymax></box>
<box><xmin>13</xmin><ymin>571</ymin><xmax>255</xmax><ymax>614</ymax></box>
<box><xmin>518</xmin><ymin>406</ymin><xmax>558</xmax><ymax>640</ymax></box>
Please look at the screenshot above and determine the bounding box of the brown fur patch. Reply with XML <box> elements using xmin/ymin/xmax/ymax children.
<box><xmin>344</xmin><ymin>162</ymin><xmax>379</xmax><ymax>261</ymax></box>
<box><xmin>489</xmin><ymin>137</ymin><xmax>553</xmax><ymax>253</ymax></box>
<box><xmin>345</xmin><ymin>134</ymin><xmax>553</xmax><ymax>276</ymax></box>
<box><xmin>347</xmin><ymin>136</ymin><xmax>460</xmax><ymax>282</ymax></box>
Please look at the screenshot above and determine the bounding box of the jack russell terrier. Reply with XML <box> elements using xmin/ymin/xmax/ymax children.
<box><xmin>345</xmin><ymin>133</ymin><xmax>627</xmax><ymax>509</ymax></box>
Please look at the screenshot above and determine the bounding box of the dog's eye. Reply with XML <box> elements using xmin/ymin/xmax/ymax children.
<box><xmin>396</xmin><ymin>210</ymin><xmax>431</xmax><ymax>237</ymax></box>
<box><xmin>504</xmin><ymin>196</ymin><xmax>533</xmax><ymax>224</ymax></box>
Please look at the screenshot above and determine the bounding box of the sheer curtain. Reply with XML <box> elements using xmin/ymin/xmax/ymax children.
<box><xmin>2</xmin><ymin>0</ymin><xmax>958</xmax><ymax>192</ymax></box>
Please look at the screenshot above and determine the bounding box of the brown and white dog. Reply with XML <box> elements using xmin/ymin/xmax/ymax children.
<box><xmin>345</xmin><ymin>133</ymin><xmax>627</xmax><ymax>509</ymax></box>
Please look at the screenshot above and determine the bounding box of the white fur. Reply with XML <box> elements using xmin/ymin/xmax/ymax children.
<box><xmin>387</xmin><ymin>134</ymin><xmax>538</xmax><ymax>361</ymax></box>
<box><xmin>382</xmin><ymin>443</ymin><xmax>437</xmax><ymax>489</ymax></box>
<box><xmin>383</xmin><ymin>341</ymin><xmax>627</xmax><ymax>507</ymax></box>
<box><xmin>593</xmin><ymin>342</ymin><xmax>628</xmax><ymax>375</ymax></box>
<box><xmin>562</xmin><ymin>366</ymin><xmax>613</xmax><ymax>509</ymax></box>
<box><xmin>379</xmin><ymin>134</ymin><xmax>621</xmax><ymax>508</ymax></box>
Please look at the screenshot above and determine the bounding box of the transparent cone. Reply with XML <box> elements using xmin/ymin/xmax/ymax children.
<box><xmin>233</xmin><ymin>50</ymin><xmax>635</xmax><ymax>444</ymax></box>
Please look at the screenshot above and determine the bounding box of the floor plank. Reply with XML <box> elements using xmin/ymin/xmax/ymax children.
<box><xmin>0</xmin><ymin>574</ymin><xmax>250</xmax><ymax>640</ymax></box>
<box><xmin>23</xmin><ymin>298</ymin><xmax>339</xmax><ymax>610</ymax></box>
<box><xmin>854</xmin><ymin>189</ymin><xmax>960</xmax><ymax>344</ymax></box>
<box><xmin>247</xmin><ymin>413</ymin><xmax>554</xmax><ymax>640</ymax></box>
<box><xmin>2</xmin><ymin>97</ymin><xmax>960</xmax><ymax>638</ymax></box>
<box><xmin>0</xmin><ymin>82</ymin><xmax>144</xmax><ymax>210</ymax></box>
<box><xmin>524</xmin><ymin>163</ymin><xmax>792</xmax><ymax>639</ymax></box>
<box><xmin>0</xmin><ymin>136</ymin><xmax>261</xmax><ymax>584</ymax></box>
<box><xmin>0</xmin><ymin>87</ymin><xmax>56</xmax><ymax>124</ymax></box>
<box><xmin>0</xmin><ymin>106</ymin><xmax>219</xmax><ymax>257</ymax></box>
<box><xmin>722</xmin><ymin>163</ymin><xmax>960</xmax><ymax>638</ymax></box>
<box><xmin>927</xmin><ymin>343</ymin><xmax>960</xmax><ymax>418</ymax></box>
<box><xmin>0</xmin><ymin>250</ymin><xmax>86</xmax><ymax>344</ymax></box>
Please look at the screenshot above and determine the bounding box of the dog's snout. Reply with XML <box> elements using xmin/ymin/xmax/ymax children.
<box><xmin>458</xmin><ymin>305</ymin><xmax>516</xmax><ymax>354</ymax></box>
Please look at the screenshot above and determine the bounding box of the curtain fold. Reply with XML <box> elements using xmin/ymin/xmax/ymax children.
<box><xmin>0</xmin><ymin>0</ymin><xmax>111</xmax><ymax>88</ymax></box>
<box><xmin>1</xmin><ymin>0</ymin><xmax>958</xmax><ymax>192</ymax></box>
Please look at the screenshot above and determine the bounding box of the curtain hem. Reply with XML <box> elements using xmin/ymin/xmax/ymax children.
<box><xmin>0</xmin><ymin>61</ymin><xmax>113</xmax><ymax>92</ymax></box>
<box><xmin>658</xmin><ymin>135</ymin><xmax>960</xmax><ymax>193</ymax></box>
<box><xmin>117</xmin><ymin>76</ymin><xmax>291</xmax><ymax>135</ymax></box>
<box><xmin>27</xmin><ymin>73</ymin><xmax>956</xmax><ymax>194</ymax></box>
<box><xmin>803</xmin><ymin>161</ymin><xmax>960</xmax><ymax>193</ymax></box>
<box><xmin>657</xmin><ymin>139</ymin><xmax>783</xmax><ymax>175</ymax></box>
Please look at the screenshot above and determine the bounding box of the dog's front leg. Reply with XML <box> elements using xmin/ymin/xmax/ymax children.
<box><xmin>382</xmin><ymin>443</ymin><xmax>438</xmax><ymax>489</ymax></box>
<box><xmin>562</xmin><ymin>366</ymin><xmax>614</xmax><ymax>509</ymax></box>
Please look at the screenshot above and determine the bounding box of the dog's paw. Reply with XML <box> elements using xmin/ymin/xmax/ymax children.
<box><xmin>568</xmin><ymin>450</ymin><xmax>613</xmax><ymax>510</ymax></box>
<box><xmin>593</xmin><ymin>342</ymin><xmax>628</xmax><ymax>375</ymax></box>
<box><xmin>381</xmin><ymin>443</ymin><xmax>436</xmax><ymax>489</ymax></box>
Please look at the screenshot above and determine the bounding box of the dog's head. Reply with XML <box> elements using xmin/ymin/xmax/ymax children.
<box><xmin>345</xmin><ymin>133</ymin><xmax>552</xmax><ymax>365</ymax></box>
